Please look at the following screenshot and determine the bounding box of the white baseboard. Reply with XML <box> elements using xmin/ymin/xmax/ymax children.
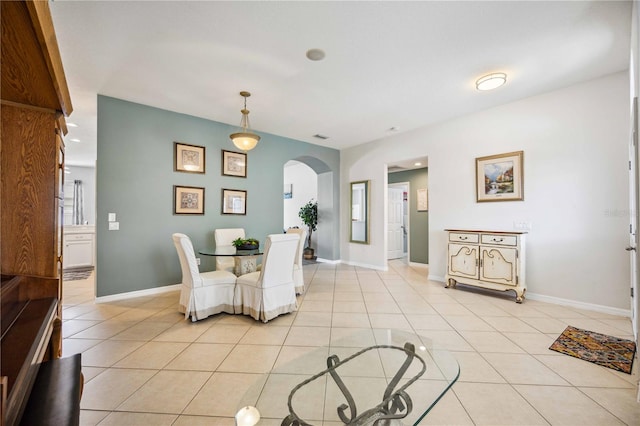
<box><xmin>95</xmin><ymin>283</ymin><xmax>181</xmax><ymax>304</ymax></box>
<box><xmin>339</xmin><ymin>260</ymin><xmax>388</xmax><ymax>271</ymax></box>
<box><xmin>315</xmin><ymin>257</ymin><xmax>340</xmax><ymax>264</ymax></box>
<box><xmin>428</xmin><ymin>275</ymin><xmax>446</xmax><ymax>283</ymax></box>
<box><xmin>526</xmin><ymin>292</ymin><xmax>631</xmax><ymax>318</ymax></box>
<box><xmin>408</xmin><ymin>261</ymin><xmax>428</xmax><ymax>268</ymax></box>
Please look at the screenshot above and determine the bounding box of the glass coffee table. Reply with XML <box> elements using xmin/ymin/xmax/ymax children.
<box><xmin>235</xmin><ymin>329</ymin><xmax>460</xmax><ymax>425</ymax></box>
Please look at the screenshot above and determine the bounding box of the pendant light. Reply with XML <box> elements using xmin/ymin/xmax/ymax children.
<box><xmin>230</xmin><ymin>91</ymin><xmax>260</xmax><ymax>151</ymax></box>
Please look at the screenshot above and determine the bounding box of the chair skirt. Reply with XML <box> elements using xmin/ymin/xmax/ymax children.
<box><xmin>179</xmin><ymin>273</ymin><xmax>236</xmax><ymax>321</ymax></box>
<box><xmin>293</xmin><ymin>264</ymin><xmax>304</xmax><ymax>294</ymax></box>
<box><xmin>235</xmin><ymin>274</ymin><xmax>297</xmax><ymax>322</ymax></box>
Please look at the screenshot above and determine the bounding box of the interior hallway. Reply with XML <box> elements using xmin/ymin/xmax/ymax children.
<box><xmin>62</xmin><ymin>261</ymin><xmax>639</xmax><ymax>425</ymax></box>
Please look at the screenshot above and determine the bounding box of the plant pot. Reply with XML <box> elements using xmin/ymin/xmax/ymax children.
<box><xmin>303</xmin><ymin>247</ymin><xmax>315</xmax><ymax>260</ymax></box>
<box><xmin>237</xmin><ymin>243</ymin><xmax>259</xmax><ymax>251</ymax></box>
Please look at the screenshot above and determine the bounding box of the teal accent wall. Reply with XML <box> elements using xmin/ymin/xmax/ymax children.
<box><xmin>96</xmin><ymin>96</ymin><xmax>339</xmax><ymax>297</ymax></box>
<box><xmin>388</xmin><ymin>168</ymin><xmax>429</xmax><ymax>264</ymax></box>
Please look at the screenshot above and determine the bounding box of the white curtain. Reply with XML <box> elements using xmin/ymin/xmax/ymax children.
<box><xmin>72</xmin><ymin>180</ymin><xmax>85</xmax><ymax>225</ymax></box>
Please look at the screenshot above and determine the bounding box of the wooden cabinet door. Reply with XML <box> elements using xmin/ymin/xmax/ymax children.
<box><xmin>447</xmin><ymin>243</ymin><xmax>479</xmax><ymax>279</ymax></box>
<box><xmin>480</xmin><ymin>246</ymin><xmax>517</xmax><ymax>285</ymax></box>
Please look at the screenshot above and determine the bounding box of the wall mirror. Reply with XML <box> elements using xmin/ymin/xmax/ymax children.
<box><xmin>350</xmin><ymin>180</ymin><xmax>370</xmax><ymax>244</ymax></box>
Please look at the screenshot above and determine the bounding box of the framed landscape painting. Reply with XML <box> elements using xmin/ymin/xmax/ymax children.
<box><xmin>174</xmin><ymin>142</ymin><xmax>205</xmax><ymax>173</ymax></box>
<box><xmin>476</xmin><ymin>151</ymin><xmax>524</xmax><ymax>202</ymax></box>
<box><xmin>174</xmin><ymin>185</ymin><xmax>205</xmax><ymax>214</ymax></box>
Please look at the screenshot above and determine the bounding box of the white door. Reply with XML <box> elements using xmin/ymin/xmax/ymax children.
<box><xmin>629</xmin><ymin>97</ymin><xmax>639</xmax><ymax>341</ymax></box>
<box><xmin>387</xmin><ymin>187</ymin><xmax>404</xmax><ymax>259</ymax></box>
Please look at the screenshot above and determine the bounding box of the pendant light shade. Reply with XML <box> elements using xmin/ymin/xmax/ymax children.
<box><xmin>230</xmin><ymin>91</ymin><xmax>260</xmax><ymax>151</ymax></box>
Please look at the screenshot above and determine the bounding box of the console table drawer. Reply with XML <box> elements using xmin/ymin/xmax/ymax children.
<box><xmin>481</xmin><ymin>234</ymin><xmax>517</xmax><ymax>246</ymax></box>
<box><xmin>449</xmin><ymin>232</ymin><xmax>479</xmax><ymax>243</ymax></box>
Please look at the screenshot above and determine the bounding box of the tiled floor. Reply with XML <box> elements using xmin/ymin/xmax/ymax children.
<box><xmin>62</xmin><ymin>260</ymin><xmax>640</xmax><ymax>425</ymax></box>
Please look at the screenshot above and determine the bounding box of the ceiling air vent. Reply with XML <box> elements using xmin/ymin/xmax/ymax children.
<box><xmin>313</xmin><ymin>134</ymin><xmax>329</xmax><ymax>140</ymax></box>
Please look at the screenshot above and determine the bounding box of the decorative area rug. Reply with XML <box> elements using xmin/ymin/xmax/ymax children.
<box><xmin>63</xmin><ymin>267</ymin><xmax>94</xmax><ymax>282</ymax></box>
<box><xmin>549</xmin><ymin>325</ymin><xmax>636</xmax><ymax>374</ymax></box>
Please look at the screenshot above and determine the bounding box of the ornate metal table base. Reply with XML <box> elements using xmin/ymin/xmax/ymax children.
<box><xmin>282</xmin><ymin>342</ymin><xmax>426</xmax><ymax>426</ymax></box>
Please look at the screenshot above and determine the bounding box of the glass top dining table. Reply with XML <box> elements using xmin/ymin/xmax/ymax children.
<box><xmin>234</xmin><ymin>328</ymin><xmax>460</xmax><ymax>425</ymax></box>
<box><xmin>198</xmin><ymin>246</ymin><xmax>263</xmax><ymax>275</ymax></box>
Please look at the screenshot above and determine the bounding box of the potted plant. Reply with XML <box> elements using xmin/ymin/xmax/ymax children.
<box><xmin>298</xmin><ymin>200</ymin><xmax>318</xmax><ymax>259</ymax></box>
<box><xmin>232</xmin><ymin>237</ymin><xmax>259</xmax><ymax>250</ymax></box>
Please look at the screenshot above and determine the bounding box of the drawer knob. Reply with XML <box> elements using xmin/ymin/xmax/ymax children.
<box><xmin>459</xmin><ymin>236</ymin><xmax>468</xmax><ymax>240</ymax></box>
<box><xmin>492</xmin><ymin>238</ymin><xmax>504</xmax><ymax>242</ymax></box>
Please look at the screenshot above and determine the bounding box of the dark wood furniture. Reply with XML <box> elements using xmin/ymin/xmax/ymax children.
<box><xmin>1</xmin><ymin>1</ymin><xmax>81</xmax><ymax>425</ymax></box>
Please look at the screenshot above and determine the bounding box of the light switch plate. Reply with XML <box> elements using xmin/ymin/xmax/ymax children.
<box><xmin>108</xmin><ymin>213</ymin><xmax>116</xmax><ymax>222</ymax></box>
<box><xmin>108</xmin><ymin>222</ymin><xmax>119</xmax><ymax>231</ymax></box>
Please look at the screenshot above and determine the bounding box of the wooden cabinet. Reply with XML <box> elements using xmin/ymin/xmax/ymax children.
<box><xmin>445</xmin><ymin>229</ymin><xmax>527</xmax><ymax>303</ymax></box>
<box><xmin>1</xmin><ymin>1</ymin><xmax>76</xmax><ymax>424</ymax></box>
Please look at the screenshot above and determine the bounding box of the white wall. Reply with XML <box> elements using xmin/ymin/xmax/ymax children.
<box><xmin>283</xmin><ymin>160</ymin><xmax>318</xmax><ymax>231</ymax></box>
<box><xmin>342</xmin><ymin>72</ymin><xmax>630</xmax><ymax>311</ymax></box>
<box><xmin>65</xmin><ymin>165</ymin><xmax>96</xmax><ymax>225</ymax></box>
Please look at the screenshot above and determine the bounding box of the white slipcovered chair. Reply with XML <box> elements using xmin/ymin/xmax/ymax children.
<box><xmin>213</xmin><ymin>228</ymin><xmax>245</xmax><ymax>273</ymax></box>
<box><xmin>172</xmin><ymin>233</ymin><xmax>237</xmax><ymax>321</ymax></box>
<box><xmin>234</xmin><ymin>233</ymin><xmax>299</xmax><ymax>322</ymax></box>
<box><xmin>285</xmin><ymin>227</ymin><xmax>307</xmax><ymax>294</ymax></box>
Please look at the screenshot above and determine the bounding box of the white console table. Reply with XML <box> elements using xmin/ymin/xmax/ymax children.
<box><xmin>444</xmin><ymin>229</ymin><xmax>527</xmax><ymax>303</ymax></box>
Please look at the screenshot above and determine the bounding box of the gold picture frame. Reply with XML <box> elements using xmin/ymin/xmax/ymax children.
<box><xmin>222</xmin><ymin>150</ymin><xmax>247</xmax><ymax>177</ymax></box>
<box><xmin>222</xmin><ymin>188</ymin><xmax>247</xmax><ymax>215</ymax></box>
<box><xmin>174</xmin><ymin>142</ymin><xmax>205</xmax><ymax>173</ymax></box>
<box><xmin>476</xmin><ymin>151</ymin><xmax>524</xmax><ymax>202</ymax></box>
<box><xmin>174</xmin><ymin>185</ymin><xmax>205</xmax><ymax>215</ymax></box>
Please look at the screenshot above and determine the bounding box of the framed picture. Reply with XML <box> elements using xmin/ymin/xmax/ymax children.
<box><xmin>222</xmin><ymin>189</ymin><xmax>247</xmax><ymax>215</ymax></box>
<box><xmin>417</xmin><ymin>188</ymin><xmax>428</xmax><ymax>211</ymax></box>
<box><xmin>284</xmin><ymin>183</ymin><xmax>292</xmax><ymax>199</ymax></box>
<box><xmin>174</xmin><ymin>185</ymin><xmax>205</xmax><ymax>215</ymax></box>
<box><xmin>476</xmin><ymin>151</ymin><xmax>524</xmax><ymax>202</ymax></box>
<box><xmin>174</xmin><ymin>142</ymin><xmax>205</xmax><ymax>173</ymax></box>
<box><xmin>222</xmin><ymin>150</ymin><xmax>247</xmax><ymax>177</ymax></box>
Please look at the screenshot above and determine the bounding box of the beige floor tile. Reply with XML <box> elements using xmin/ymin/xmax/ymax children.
<box><xmin>183</xmin><ymin>372</ymin><xmax>265</xmax><ymax>417</ymax></box>
<box><xmin>453</xmin><ymin>382</ymin><xmax>548</xmax><ymax>425</ymax></box>
<box><xmin>414</xmin><ymin>330</ymin><xmax>474</xmax><ymax>352</ymax></box>
<box><xmin>257</xmin><ymin>373</ymin><xmax>326</xmax><ymax>421</ymax></box>
<box><xmin>520</xmin><ymin>316</ymin><xmax>569</xmax><ymax>334</ymax></box>
<box><xmin>332</xmin><ymin>292</ymin><xmax>363</xmax><ymax>302</ymax></box>
<box><xmin>502</xmin><ymin>332</ymin><xmax>558</xmax><ymax>354</ymax></box>
<box><xmin>63</xmin><ymin>305</ymin><xmax>99</xmax><ymax>320</ymax></box>
<box><xmin>273</xmin><ymin>345</ymin><xmax>330</xmax><ymax>374</ymax></box>
<box><xmin>331</xmin><ymin>312</ymin><xmax>371</xmax><ymax>328</ymax></box>
<box><xmin>196</xmin><ymin>324</ymin><xmax>250</xmax><ymax>343</ymax></box>
<box><xmin>430</xmin><ymin>303</ymin><xmax>473</xmax><ymax>316</ymax></box>
<box><xmin>405</xmin><ymin>314</ymin><xmax>453</xmax><ymax>331</ymax></box>
<box><xmin>444</xmin><ymin>315</ymin><xmax>495</xmax><ymax>332</ymax></box>
<box><xmin>292</xmin><ymin>311</ymin><xmax>332</xmax><ymax>327</ymax></box>
<box><xmin>79</xmin><ymin>410</ymin><xmax>109</xmax><ymax>426</ymax></box>
<box><xmin>323</xmin><ymin>376</ymin><xmax>388</xmax><ymax>422</ymax></box>
<box><xmin>298</xmin><ymin>299</ymin><xmax>333</xmax><ymax>312</ymax></box>
<box><xmin>152</xmin><ymin>319</ymin><xmax>212</xmax><ymax>342</ymax></box>
<box><xmin>330</xmin><ymin>327</ymin><xmax>377</xmax><ymax>348</ymax></box>
<box><xmin>71</xmin><ymin>319</ymin><xmax>137</xmax><ymax>339</ymax></box>
<box><xmin>81</xmin><ymin>340</ymin><xmax>146</xmax><ymax>367</ymax></box>
<box><xmin>97</xmin><ymin>411</ymin><xmax>178</xmax><ymax>425</ymax></box>
<box><xmin>218</xmin><ymin>344</ymin><xmax>281</xmax><ymax>373</ymax></box>
<box><xmin>514</xmin><ymin>384</ymin><xmax>626</xmax><ymax>425</ymax></box>
<box><xmin>285</xmin><ymin>326</ymin><xmax>331</xmax><ymax>346</ymax></box>
<box><xmin>396</xmin><ymin>301</ymin><xmax>438</xmax><ymax>315</ymax></box>
<box><xmin>329</xmin><ymin>346</ymin><xmax>386</xmax><ymax>377</ymax></box>
<box><xmin>114</xmin><ymin>341</ymin><xmax>188</xmax><ymax>369</ymax></box>
<box><xmin>173</xmin><ymin>415</ymin><xmax>235</xmax><ymax>425</ymax></box>
<box><xmin>599</xmin><ymin>318</ymin><xmax>634</xmax><ymax>334</ymax></box>
<box><xmin>109</xmin><ymin>320</ymin><xmax>174</xmax><ymax>341</ymax></box>
<box><xmin>364</xmin><ymin>300</ymin><xmax>402</xmax><ymax>314</ymax></box>
<box><xmin>579</xmin><ymin>387</ymin><xmax>640</xmax><ymax>425</ymax></box>
<box><xmin>458</xmin><ymin>331</ymin><xmax>526</xmax><ymax>353</ymax></box>
<box><xmin>240</xmin><ymin>325</ymin><xmax>290</xmax><ymax>345</ymax></box>
<box><xmin>535</xmin><ymin>354</ymin><xmax>635</xmax><ymax>388</ymax></box>
<box><xmin>451</xmin><ymin>351</ymin><xmax>505</xmax><ymax>383</ymax></box>
<box><xmin>483</xmin><ymin>353</ymin><xmax>569</xmax><ymax>385</ymax></box>
<box><xmin>302</xmin><ymin>291</ymin><xmax>334</xmax><ymax>301</ymax></box>
<box><xmin>333</xmin><ymin>300</ymin><xmax>367</xmax><ymax>313</ymax></box>
<box><xmin>62</xmin><ymin>337</ymin><xmax>102</xmax><ymax>355</ymax></box>
<box><xmin>80</xmin><ymin>368</ymin><xmax>156</xmax><ymax>410</ymax></box>
<box><xmin>416</xmin><ymin>390</ymin><xmax>474</xmax><ymax>425</ymax></box>
<box><xmin>117</xmin><ymin>370</ymin><xmax>211</xmax><ymax>414</ymax></box>
<box><xmin>80</xmin><ymin>366</ymin><xmax>106</xmax><ymax>383</ymax></box>
<box><xmin>557</xmin><ymin>318</ymin><xmax>634</xmax><ymax>338</ymax></box>
<box><xmin>482</xmin><ymin>315</ymin><xmax>539</xmax><ymax>332</ymax></box>
<box><xmin>63</xmin><ymin>319</ymin><xmax>103</xmax><ymax>338</ymax></box>
<box><xmin>368</xmin><ymin>313</ymin><xmax>412</xmax><ymax>330</ymax></box>
<box><xmin>463</xmin><ymin>303</ymin><xmax>511</xmax><ymax>317</ymax></box>
<box><xmin>165</xmin><ymin>342</ymin><xmax>234</xmax><ymax>371</ymax></box>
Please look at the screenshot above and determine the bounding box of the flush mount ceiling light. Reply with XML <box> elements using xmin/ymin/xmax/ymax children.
<box><xmin>230</xmin><ymin>91</ymin><xmax>260</xmax><ymax>152</ymax></box>
<box><xmin>475</xmin><ymin>72</ymin><xmax>507</xmax><ymax>91</ymax></box>
<box><xmin>306</xmin><ymin>48</ymin><xmax>325</xmax><ymax>61</ymax></box>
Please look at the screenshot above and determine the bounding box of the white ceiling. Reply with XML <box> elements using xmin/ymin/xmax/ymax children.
<box><xmin>49</xmin><ymin>1</ymin><xmax>632</xmax><ymax>167</ymax></box>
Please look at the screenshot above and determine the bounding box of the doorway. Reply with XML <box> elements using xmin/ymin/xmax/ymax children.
<box><xmin>388</xmin><ymin>183</ymin><xmax>408</xmax><ymax>260</ymax></box>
